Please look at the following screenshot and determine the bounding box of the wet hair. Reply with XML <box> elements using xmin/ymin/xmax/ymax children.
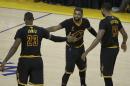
<box><xmin>101</xmin><ymin>2</ymin><xmax>112</xmax><ymax>11</ymax></box>
<box><xmin>24</xmin><ymin>12</ymin><xmax>34</xmax><ymax>20</ymax></box>
<box><xmin>74</xmin><ymin>7</ymin><xmax>83</xmax><ymax>14</ymax></box>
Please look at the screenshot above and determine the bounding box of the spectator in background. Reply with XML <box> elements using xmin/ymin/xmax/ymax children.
<box><xmin>57</xmin><ymin>0</ymin><xmax>69</xmax><ymax>6</ymax></box>
<box><xmin>67</xmin><ymin>0</ymin><xmax>79</xmax><ymax>6</ymax></box>
<box><xmin>39</xmin><ymin>0</ymin><xmax>130</xmax><ymax>12</ymax></box>
<box><xmin>42</xmin><ymin>0</ymin><xmax>65</xmax><ymax>5</ymax></box>
<box><xmin>42</xmin><ymin>0</ymin><xmax>55</xmax><ymax>4</ymax></box>
<box><xmin>67</xmin><ymin>0</ymin><xmax>86</xmax><ymax>7</ymax></box>
<box><xmin>99</xmin><ymin>0</ymin><xmax>113</xmax><ymax>9</ymax></box>
<box><xmin>86</xmin><ymin>0</ymin><xmax>113</xmax><ymax>9</ymax></box>
<box><xmin>112</xmin><ymin>0</ymin><xmax>130</xmax><ymax>12</ymax></box>
<box><xmin>88</xmin><ymin>0</ymin><xmax>99</xmax><ymax>9</ymax></box>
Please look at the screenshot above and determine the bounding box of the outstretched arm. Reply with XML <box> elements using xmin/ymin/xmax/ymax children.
<box><xmin>49</xmin><ymin>34</ymin><xmax>78</xmax><ymax>43</ymax></box>
<box><xmin>49</xmin><ymin>35</ymin><xmax>67</xmax><ymax>42</ymax></box>
<box><xmin>82</xmin><ymin>29</ymin><xmax>105</xmax><ymax>61</ymax></box>
<box><xmin>43</xmin><ymin>27</ymin><xmax>77</xmax><ymax>43</ymax></box>
<box><xmin>86</xmin><ymin>29</ymin><xmax>105</xmax><ymax>52</ymax></box>
<box><xmin>46</xmin><ymin>25</ymin><xmax>62</xmax><ymax>32</ymax></box>
<box><xmin>0</xmin><ymin>38</ymin><xmax>21</xmax><ymax>71</ymax></box>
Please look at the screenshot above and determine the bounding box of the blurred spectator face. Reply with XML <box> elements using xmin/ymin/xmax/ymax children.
<box><xmin>73</xmin><ymin>10</ymin><xmax>83</xmax><ymax>21</ymax></box>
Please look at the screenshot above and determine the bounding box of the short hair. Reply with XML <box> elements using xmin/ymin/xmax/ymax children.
<box><xmin>101</xmin><ymin>2</ymin><xmax>112</xmax><ymax>11</ymax></box>
<box><xmin>24</xmin><ymin>12</ymin><xmax>34</xmax><ymax>20</ymax></box>
<box><xmin>74</xmin><ymin>7</ymin><xmax>83</xmax><ymax>14</ymax></box>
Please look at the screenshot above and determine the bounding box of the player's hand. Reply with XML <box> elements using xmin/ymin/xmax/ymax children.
<box><xmin>121</xmin><ymin>42</ymin><xmax>127</xmax><ymax>52</ymax></box>
<box><xmin>81</xmin><ymin>52</ymin><xmax>88</xmax><ymax>61</ymax></box>
<box><xmin>0</xmin><ymin>63</ymin><xmax>5</xmax><ymax>72</ymax></box>
<box><xmin>67</xmin><ymin>33</ymin><xmax>78</xmax><ymax>43</ymax></box>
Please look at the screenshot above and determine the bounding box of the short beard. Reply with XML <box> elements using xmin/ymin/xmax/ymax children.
<box><xmin>74</xmin><ymin>17</ymin><xmax>81</xmax><ymax>22</ymax></box>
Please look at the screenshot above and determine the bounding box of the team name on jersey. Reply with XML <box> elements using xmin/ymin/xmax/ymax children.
<box><xmin>71</xmin><ymin>30</ymin><xmax>84</xmax><ymax>41</ymax></box>
<box><xmin>110</xmin><ymin>20</ymin><xmax>119</xmax><ymax>24</ymax></box>
<box><xmin>28</xmin><ymin>27</ymin><xmax>37</xmax><ymax>34</ymax></box>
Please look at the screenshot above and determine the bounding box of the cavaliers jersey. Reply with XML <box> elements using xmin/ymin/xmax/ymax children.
<box><xmin>60</xmin><ymin>18</ymin><xmax>91</xmax><ymax>47</ymax></box>
<box><xmin>99</xmin><ymin>16</ymin><xmax>123</xmax><ymax>48</ymax></box>
<box><xmin>14</xmin><ymin>25</ymin><xmax>50</xmax><ymax>56</ymax></box>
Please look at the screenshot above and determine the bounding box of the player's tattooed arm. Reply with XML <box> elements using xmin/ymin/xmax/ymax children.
<box><xmin>0</xmin><ymin>38</ymin><xmax>21</xmax><ymax>71</ymax></box>
<box><xmin>120</xmin><ymin>28</ymin><xmax>128</xmax><ymax>52</ymax></box>
<box><xmin>87</xmin><ymin>27</ymin><xmax>97</xmax><ymax>37</ymax></box>
<box><xmin>43</xmin><ymin>28</ymin><xmax>77</xmax><ymax>42</ymax></box>
<box><xmin>49</xmin><ymin>35</ymin><xmax>67</xmax><ymax>42</ymax></box>
<box><xmin>49</xmin><ymin>34</ymin><xmax>77</xmax><ymax>43</ymax></box>
<box><xmin>46</xmin><ymin>25</ymin><xmax>63</xmax><ymax>32</ymax></box>
<box><xmin>81</xmin><ymin>29</ymin><xmax>105</xmax><ymax>61</ymax></box>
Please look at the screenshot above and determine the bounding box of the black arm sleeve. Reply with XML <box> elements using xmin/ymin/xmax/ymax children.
<box><xmin>88</xmin><ymin>27</ymin><xmax>97</xmax><ymax>37</ymax></box>
<box><xmin>50</xmin><ymin>35</ymin><xmax>67</xmax><ymax>42</ymax></box>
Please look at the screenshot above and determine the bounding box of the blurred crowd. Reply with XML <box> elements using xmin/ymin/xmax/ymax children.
<box><xmin>34</xmin><ymin>0</ymin><xmax>130</xmax><ymax>13</ymax></box>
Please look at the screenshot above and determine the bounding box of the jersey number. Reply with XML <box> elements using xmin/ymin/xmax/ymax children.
<box><xmin>112</xmin><ymin>25</ymin><xmax>118</xmax><ymax>37</ymax></box>
<box><xmin>27</xmin><ymin>35</ymin><xmax>38</xmax><ymax>46</ymax></box>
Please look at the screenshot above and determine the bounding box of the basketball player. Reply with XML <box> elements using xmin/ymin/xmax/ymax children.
<box><xmin>46</xmin><ymin>7</ymin><xmax>97</xmax><ymax>86</ymax></box>
<box><xmin>82</xmin><ymin>3</ymin><xmax>128</xmax><ymax>86</ymax></box>
<box><xmin>0</xmin><ymin>12</ymin><xmax>76</xmax><ymax>86</ymax></box>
